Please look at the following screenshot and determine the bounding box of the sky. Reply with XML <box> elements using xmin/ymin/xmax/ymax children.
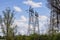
<box><xmin>0</xmin><ymin>0</ymin><xmax>50</xmax><ymax>35</ymax></box>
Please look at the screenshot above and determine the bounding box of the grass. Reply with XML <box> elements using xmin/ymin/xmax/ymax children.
<box><xmin>0</xmin><ymin>39</ymin><xmax>6</xmax><ymax>40</ymax></box>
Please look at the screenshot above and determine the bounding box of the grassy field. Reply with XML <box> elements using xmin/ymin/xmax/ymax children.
<box><xmin>0</xmin><ymin>39</ymin><xmax>6</xmax><ymax>40</ymax></box>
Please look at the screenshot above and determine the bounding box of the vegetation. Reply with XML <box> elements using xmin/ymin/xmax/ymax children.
<box><xmin>0</xmin><ymin>8</ymin><xmax>17</xmax><ymax>40</ymax></box>
<box><xmin>0</xmin><ymin>33</ymin><xmax>60</xmax><ymax>40</ymax></box>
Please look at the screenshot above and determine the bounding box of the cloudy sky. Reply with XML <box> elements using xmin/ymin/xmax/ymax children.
<box><xmin>0</xmin><ymin>0</ymin><xmax>50</xmax><ymax>35</ymax></box>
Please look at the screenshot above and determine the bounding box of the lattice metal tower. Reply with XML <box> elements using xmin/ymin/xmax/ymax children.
<box><xmin>34</xmin><ymin>11</ymin><xmax>39</xmax><ymax>34</ymax></box>
<box><xmin>28</xmin><ymin>7</ymin><xmax>40</xmax><ymax>35</ymax></box>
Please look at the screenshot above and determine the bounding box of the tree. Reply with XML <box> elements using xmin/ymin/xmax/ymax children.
<box><xmin>47</xmin><ymin>0</ymin><xmax>60</xmax><ymax>10</ymax></box>
<box><xmin>47</xmin><ymin>0</ymin><xmax>60</xmax><ymax>40</ymax></box>
<box><xmin>47</xmin><ymin>0</ymin><xmax>60</xmax><ymax>34</ymax></box>
<box><xmin>0</xmin><ymin>8</ymin><xmax>17</xmax><ymax>40</ymax></box>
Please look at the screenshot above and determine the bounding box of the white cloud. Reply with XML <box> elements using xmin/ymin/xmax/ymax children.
<box><xmin>0</xmin><ymin>15</ymin><xmax>49</xmax><ymax>35</ymax></box>
<box><xmin>13</xmin><ymin>6</ymin><xmax>22</xmax><ymax>12</ymax></box>
<box><xmin>28</xmin><ymin>0</ymin><xmax>32</xmax><ymax>1</ymax></box>
<box><xmin>20</xmin><ymin>16</ymin><xmax>27</xmax><ymax>22</ymax></box>
<box><xmin>23</xmin><ymin>0</ymin><xmax>42</xmax><ymax>8</ymax></box>
<box><xmin>14</xmin><ymin>15</ymin><xmax>28</xmax><ymax>35</ymax></box>
<box><xmin>13</xmin><ymin>15</ymin><xmax>49</xmax><ymax>35</ymax></box>
<box><xmin>39</xmin><ymin>15</ymin><xmax>48</xmax><ymax>21</ymax></box>
<box><xmin>0</xmin><ymin>14</ymin><xmax>49</xmax><ymax>35</ymax></box>
<box><xmin>39</xmin><ymin>15</ymin><xmax>50</xmax><ymax>34</ymax></box>
<box><xmin>14</xmin><ymin>16</ymin><xmax>28</xmax><ymax>26</ymax></box>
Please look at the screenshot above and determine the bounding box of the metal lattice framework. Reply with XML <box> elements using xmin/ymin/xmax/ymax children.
<box><xmin>28</xmin><ymin>7</ymin><xmax>40</xmax><ymax>35</ymax></box>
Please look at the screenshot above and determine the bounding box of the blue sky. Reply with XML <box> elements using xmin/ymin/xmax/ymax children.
<box><xmin>0</xmin><ymin>0</ymin><xmax>50</xmax><ymax>35</ymax></box>
<box><xmin>0</xmin><ymin>0</ymin><xmax>50</xmax><ymax>17</ymax></box>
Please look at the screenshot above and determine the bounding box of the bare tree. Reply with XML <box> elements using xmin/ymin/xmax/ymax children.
<box><xmin>0</xmin><ymin>8</ymin><xmax>17</xmax><ymax>40</ymax></box>
<box><xmin>47</xmin><ymin>0</ymin><xmax>60</xmax><ymax>34</ymax></box>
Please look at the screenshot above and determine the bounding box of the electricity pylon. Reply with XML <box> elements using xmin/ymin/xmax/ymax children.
<box><xmin>28</xmin><ymin>7</ymin><xmax>40</xmax><ymax>35</ymax></box>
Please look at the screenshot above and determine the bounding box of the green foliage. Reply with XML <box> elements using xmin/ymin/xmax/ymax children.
<box><xmin>0</xmin><ymin>33</ymin><xmax>58</xmax><ymax>40</ymax></box>
<box><xmin>0</xmin><ymin>30</ymin><xmax>60</xmax><ymax>40</ymax></box>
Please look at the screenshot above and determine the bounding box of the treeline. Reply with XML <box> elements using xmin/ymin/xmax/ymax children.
<box><xmin>10</xmin><ymin>33</ymin><xmax>60</xmax><ymax>40</ymax></box>
<box><xmin>0</xmin><ymin>33</ymin><xmax>60</xmax><ymax>40</ymax></box>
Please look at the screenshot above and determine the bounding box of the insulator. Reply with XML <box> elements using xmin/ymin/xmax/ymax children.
<box><xmin>35</xmin><ymin>12</ymin><xmax>38</xmax><ymax>17</ymax></box>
